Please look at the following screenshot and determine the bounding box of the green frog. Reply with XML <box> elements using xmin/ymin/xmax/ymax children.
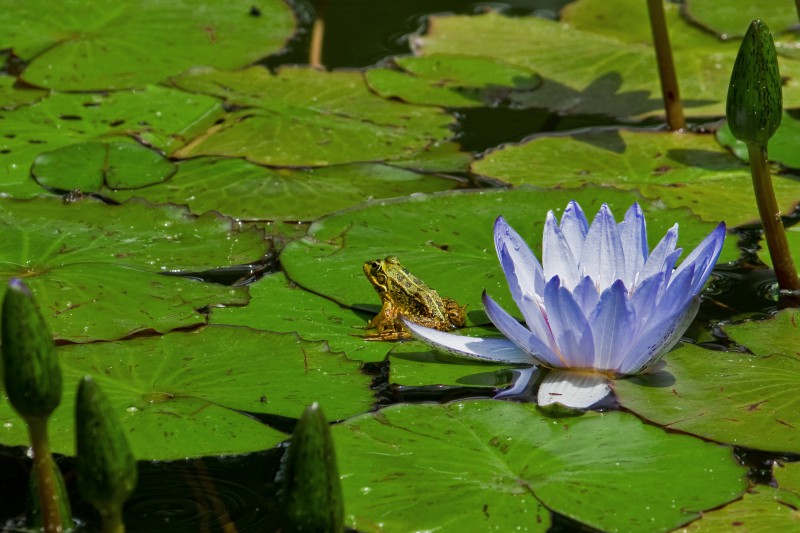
<box><xmin>362</xmin><ymin>255</ymin><xmax>466</xmax><ymax>341</ymax></box>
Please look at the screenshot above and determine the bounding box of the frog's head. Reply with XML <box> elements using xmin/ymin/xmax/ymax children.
<box><xmin>363</xmin><ymin>256</ymin><xmax>399</xmax><ymax>295</ymax></box>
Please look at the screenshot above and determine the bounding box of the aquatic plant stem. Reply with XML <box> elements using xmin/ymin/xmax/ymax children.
<box><xmin>746</xmin><ymin>142</ymin><xmax>800</xmax><ymax>292</ymax></box>
<box><xmin>28</xmin><ymin>417</ymin><xmax>63</xmax><ymax>533</ymax></box>
<box><xmin>646</xmin><ymin>0</ymin><xmax>686</xmax><ymax>131</ymax></box>
<box><xmin>97</xmin><ymin>506</ymin><xmax>125</xmax><ymax>533</ymax></box>
<box><xmin>309</xmin><ymin>0</ymin><xmax>329</xmax><ymax>69</ymax></box>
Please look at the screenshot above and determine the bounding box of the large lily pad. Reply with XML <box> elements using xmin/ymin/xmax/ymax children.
<box><xmin>280</xmin><ymin>186</ymin><xmax>738</xmax><ymax>326</ymax></box>
<box><xmin>0</xmin><ymin>86</ymin><xmax>222</xmax><ymax>197</ymax></box>
<box><xmin>104</xmin><ymin>158</ymin><xmax>459</xmax><ymax>221</ymax></box>
<box><xmin>0</xmin><ymin>196</ymin><xmax>267</xmax><ymax>341</ymax></box>
<box><xmin>683</xmin><ymin>0</ymin><xmax>797</xmax><ymax>39</ymax></box>
<box><xmin>717</xmin><ymin>112</ymin><xmax>800</xmax><ymax>171</ymax></box>
<box><xmin>615</xmin><ymin>310</ymin><xmax>800</xmax><ymax>453</ymax></box>
<box><xmin>472</xmin><ymin>129</ymin><xmax>800</xmax><ymax>226</ymax></box>
<box><xmin>412</xmin><ymin>8</ymin><xmax>800</xmax><ymax>119</ymax></box>
<box><xmin>0</xmin><ymin>0</ymin><xmax>294</xmax><ymax>91</ymax></box>
<box><xmin>170</xmin><ymin>66</ymin><xmax>455</xmax><ymax>167</ymax></box>
<box><xmin>683</xmin><ymin>485</ymin><xmax>800</xmax><ymax>531</ymax></box>
<box><xmin>0</xmin><ymin>326</ymin><xmax>374</xmax><ymax>459</ymax></box>
<box><xmin>210</xmin><ymin>272</ymin><xmax>393</xmax><ymax>363</ymax></box>
<box><xmin>333</xmin><ymin>402</ymin><xmax>746</xmax><ymax>532</ymax></box>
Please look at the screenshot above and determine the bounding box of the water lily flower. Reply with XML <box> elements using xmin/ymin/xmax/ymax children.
<box><xmin>404</xmin><ymin>201</ymin><xmax>726</xmax><ymax>409</ymax></box>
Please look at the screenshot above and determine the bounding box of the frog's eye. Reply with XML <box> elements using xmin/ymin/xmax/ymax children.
<box><xmin>374</xmin><ymin>272</ymin><xmax>387</xmax><ymax>285</ymax></box>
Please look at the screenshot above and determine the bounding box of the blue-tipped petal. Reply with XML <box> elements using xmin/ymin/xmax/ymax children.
<box><xmin>579</xmin><ymin>204</ymin><xmax>625</xmax><ymax>290</ymax></box>
<box><xmin>559</xmin><ymin>201</ymin><xmax>589</xmax><ymax>260</ymax></box>
<box><xmin>571</xmin><ymin>275</ymin><xmax>600</xmax><ymax>317</ymax></box>
<box><xmin>640</xmin><ymin>224</ymin><xmax>678</xmax><ymax>282</ymax></box>
<box><xmin>537</xmin><ymin>370</ymin><xmax>612</xmax><ymax>408</ymax></box>
<box><xmin>482</xmin><ymin>291</ymin><xmax>563</xmax><ymax>368</ymax></box>
<box><xmin>543</xmin><ymin>277</ymin><xmax>595</xmax><ymax>368</ymax></box>
<box><xmin>494</xmin><ymin>216</ymin><xmax>545</xmax><ymax>300</ymax></box>
<box><xmin>629</xmin><ymin>272</ymin><xmax>666</xmax><ymax>326</ymax></box>
<box><xmin>674</xmin><ymin>222</ymin><xmax>726</xmax><ymax>295</ymax></box>
<box><xmin>494</xmin><ymin>366</ymin><xmax>538</xmax><ymax>399</ymax></box>
<box><xmin>619</xmin><ymin>203</ymin><xmax>647</xmax><ymax>285</ymax></box>
<box><xmin>588</xmin><ymin>279</ymin><xmax>636</xmax><ymax>372</ymax></box>
<box><xmin>543</xmin><ymin>211</ymin><xmax>580</xmax><ymax>287</ymax></box>
<box><xmin>403</xmin><ymin>319</ymin><xmax>535</xmax><ymax>364</ymax></box>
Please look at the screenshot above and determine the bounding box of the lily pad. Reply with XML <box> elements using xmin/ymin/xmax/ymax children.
<box><xmin>472</xmin><ymin>129</ymin><xmax>800</xmax><ymax>226</ymax></box>
<box><xmin>210</xmin><ymin>272</ymin><xmax>393</xmax><ymax>363</ymax></box>
<box><xmin>0</xmin><ymin>326</ymin><xmax>374</xmax><ymax>459</ymax></box>
<box><xmin>0</xmin><ymin>76</ymin><xmax>46</xmax><ymax>109</ymax></box>
<box><xmin>332</xmin><ymin>402</ymin><xmax>746</xmax><ymax>532</ymax></box>
<box><xmin>170</xmin><ymin>66</ymin><xmax>455</xmax><ymax>167</ymax></box>
<box><xmin>683</xmin><ymin>485</ymin><xmax>800</xmax><ymax>532</ymax></box>
<box><xmin>775</xmin><ymin>461</ymin><xmax>800</xmax><ymax>494</ymax></box>
<box><xmin>717</xmin><ymin>111</ymin><xmax>800</xmax><ymax>171</ymax></box>
<box><xmin>104</xmin><ymin>158</ymin><xmax>459</xmax><ymax>222</ymax></box>
<box><xmin>32</xmin><ymin>140</ymin><xmax>176</xmax><ymax>193</ymax></box>
<box><xmin>365</xmin><ymin>54</ymin><xmax>542</xmax><ymax>107</ymax></box>
<box><xmin>0</xmin><ymin>0</ymin><xmax>294</xmax><ymax>91</ymax></box>
<box><xmin>280</xmin><ymin>186</ymin><xmax>738</xmax><ymax>326</ymax></box>
<box><xmin>615</xmin><ymin>310</ymin><xmax>800</xmax><ymax>453</ymax></box>
<box><xmin>683</xmin><ymin>0</ymin><xmax>798</xmax><ymax>39</ymax></box>
<box><xmin>0</xmin><ymin>86</ymin><xmax>222</xmax><ymax>197</ymax></box>
<box><xmin>0</xmin><ymin>196</ymin><xmax>267</xmax><ymax>341</ymax></box>
<box><xmin>412</xmin><ymin>9</ymin><xmax>800</xmax><ymax>119</ymax></box>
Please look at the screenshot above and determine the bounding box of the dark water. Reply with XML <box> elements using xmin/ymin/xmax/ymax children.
<box><xmin>0</xmin><ymin>0</ymin><xmax>789</xmax><ymax>531</ymax></box>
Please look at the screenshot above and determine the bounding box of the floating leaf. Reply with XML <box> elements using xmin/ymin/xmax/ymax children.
<box><xmin>472</xmin><ymin>129</ymin><xmax>800</xmax><ymax>226</ymax></box>
<box><xmin>0</xmin><ymin>0</ymin><xmax>294</xmax><ymax>91</ymax></box>
<box><xmin>0</xmin><ymin>87</ymin><xmax>222</xmax><ymax>197</ymax></box>
<box><xmin>0</xmin><ymin>196</ymin><xmax>266</xmax><ymax>341</ymax></box>
<box><xmin>281</xmin><ymin>187</ymin><xmax>738</xmax><ymax>325</ymax></box>
<box><xmin>615</xmin><ymin>310</ymin><xmax>800</xmax><ymax>453</ymax></box>
<box><xmin>0</xmin><ymin>327</ymin><xmax>374</xmax><ymax>459</ymax></box>
<box><xmin>171</xmin><ymin>66</ymin><xmax>455</xmax><ymax>167</ymax></box>
<box><xmin>717</xmin><ymin>111</ymin><xmax>800</xmax><ymax>171</ymax></box>
<box><xmin>332</xmin><ymin>402</ymin><xmax>746</xmax><ymax>532</ymax></box>
<box><xmin>682</xmin><ymin>485</ymin><xmax>800</xmax><ymax>531</ymax></box>
<box><xmin>105</xmin><ymin>158</ymin><xmax>458</xmax><ymax>222</ymax></box>
<box><xmin>211</xmin><ymin>273</ymin><xmax>392</xmax><ymax>363</ymax></box>
<box><xmin>683</xmin><ymin>0</ymin><xmax>797</xmax><ymax>39</ymax></box>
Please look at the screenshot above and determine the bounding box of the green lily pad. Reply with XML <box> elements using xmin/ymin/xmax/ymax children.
<box><xmin>387</xmin><ymin>140</ymin><xmax>472</xmax><ymax>174</ymax></box>
<box><xmin>683</xmin><ymin>0</ymin><xmax>797</xmax><ymax>39</ymax></box>
<box><xmin>0</xmin><ymin>196</ymin><xmax>268</xmax><ymax>341</ymax></box>
<box><xmin>32</xmin><ymin>140</ymin><xmax>176</xmax><ymax>193</ymax></box>
<box><xmin>0</xmin><ymin>0</ymin><xmax>294</xmax><ymax>91</ymax></box>
<box><xmin>0</xmin><ymin>326</ymin><xmax>374</xmax><ymax>459</ymax></box>
<box><xmin>170</xmin><ymin>66</ymin><xmax>455</xmax><ymax>167</ymax></box>
<box><xmin>210</xmin><ymin>272</ymin><xmax>393</xmax><ymax>363</ymax></box>
<box><xmin>775</xmin><ymin>461</ymin><xmax>800</xmax><ymax>494</ymax></box>
<box><xmin>104</xmin><ymin>158</ymin><xmax>458</xmax><ymax>222</ymax></box>
<box><xmin>717</xmin><ymin>112</ymin><xmax>800</xmax><ymax>171</ymax></box>
<box><xmin>683</xmin><ymin>485</ymin><xmax>800</xmax><ymax>532</ymax></box>
<box><xmin>280</xmin><ymin>186</ymin><xmax>738</xmax><ymax>326</ymax></box>
<box><xmin>615</xmin><ymin>310</ymin><xmax>800</xmax><ymax>453</ymax></box>
<box><xmin>0</xmin><ymin>86</ymin><xmax>222</xmax><ymax>197</ymax></box>
<box><xmin>365</xmin><ymin>54</ymin><xmax>542</xmax><ymax>107</ymax></box>
<box><xmin>413</xmin><ymin>9</ymin><xmax>800</xmax><ymax>119</ymax></box>
<box><xmin>0</xmin><ymin>76</ymin><xmax>46</xmax><ymax>109</ymax></box>
<box><xmin>472</xmin><ymin>129</ymin><xmax>800</xmax><ymax>226</ymax></box>
<box><xmin>333</xmin><ymin>402</ymin><xmax>746</xmax><ymax>532</ymax></box>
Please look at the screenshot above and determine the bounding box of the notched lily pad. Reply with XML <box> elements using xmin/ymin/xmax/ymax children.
<box><xmin>683</xmin><ymin>0</ymin><xmax>797</xmax><ymax>39</ymax></box>
<box><xmin>333</xmin><ymin>402</ymin><xmax>746</xmax><ymax>532</ymax></box>
<box><xmin>0</xmin><ymin>196</ymin><xmax>268</xmax><ymax>341</ymax></box>
<box><xmin>170</xmin><ymin>66</ymin><xmax>455</xmax><ymax>167</ymax></box>
<box><xmin>683</xmin><ymin>485</ymin><xmax>800</xmax><ymax>531</ymax></box>
<box><xmin>0</xmin><ymin>326</ymin><xmax>374</xmax><ymax>459</ymax></box>
<box><xmin>0</xmin><ymin>0</ymin><xmax>295</xmax><ymax>90</ymax></box>
<box><xmin>472</xmin><ymin>128</ymin><xmax>800</xmax><ymax>226</ymax></box>
<box><xmin>615</xmin><ymin>310</ymin><xmax>800</xmax><ymax>453</ymax></box>
<box><xmin>366</xmin><ymin>54</ymin><xmax>542</xmax><ymax>107</ymax></box>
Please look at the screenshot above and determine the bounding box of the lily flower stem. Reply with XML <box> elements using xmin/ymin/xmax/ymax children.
<box><xmin>27</xmin><ymin>417</ymin><xmax>63</xmax><ymax>533</ymax></box>
<box><xmin>646</xmin><ymin>0</ymin><xmax>686</xmax><ymax>131</ymax></box>
<box><xmin>98</xmin><ymin>506</ymin><xmax>126</xmax><ymax>533</ymax></box>
<box><xmin>746</xmin><ymin>142</ymin><xmax>800</xmax><ymax>292</ymax></box>
<box><xmin>309</xmin><ymin>0</ymin><xmax>328</xmax><ymax>69</ymax></box>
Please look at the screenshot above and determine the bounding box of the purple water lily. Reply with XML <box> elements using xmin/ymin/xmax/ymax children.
<box><xmin>405</xmin><ymin>201</ymin><xmax>726</xmax><ymax>408</ymax></box>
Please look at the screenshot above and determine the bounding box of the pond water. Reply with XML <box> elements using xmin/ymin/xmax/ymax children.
<box><xmin>1</xmin><ymin>0</ymin><xmax>799</xmax><ymax>531</ymax></box>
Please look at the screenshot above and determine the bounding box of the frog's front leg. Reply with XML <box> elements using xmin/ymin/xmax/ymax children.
<box><xmin>443</xmin><ymin>298</ymin><xmax>467</xmax><ymax>327</ymax></box>
<box><xmin>363</xmin><ymin>302</ymin><xmax>413</xmax><ymax>341</ymax></box>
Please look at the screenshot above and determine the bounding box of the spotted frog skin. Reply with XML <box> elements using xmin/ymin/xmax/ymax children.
<box><xmin>362</xmin><ymin>256</ymin><xmax>466</xmax><ymax>341</ymax></box>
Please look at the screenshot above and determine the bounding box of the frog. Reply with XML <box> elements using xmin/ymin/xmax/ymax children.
<box><xmin>361</xmin><ymin>255</ymin><xmax>466</xmax><ymax>341</ymax></box>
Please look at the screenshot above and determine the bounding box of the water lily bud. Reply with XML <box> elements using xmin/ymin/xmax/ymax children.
<box><xmin>75</xmin><ymin>376</ymin><xmax>137</xmax><ymax>522</ymax></box>
<box><xmin>1</xmin><ymin>278</ymin><xmax>62</xmax><ymax>420</ymax></box>
<box><xmin>278</xmin><ymin>402</ymin><xmax>344</xmax><ymax>533</ymax></box>
<box><xmin>726</xmin><ymin>19</ymin><xmax>782</xmax><ymax>146</ymax></box>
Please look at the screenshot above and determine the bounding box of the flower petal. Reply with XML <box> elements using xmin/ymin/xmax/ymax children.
<box><xmin>579</xmin><ymin>204</ymin><xmax>625</xmax><ymax>289</ymax></box>
<box><xmin>494</xmin><ymin>366</ymin><xmax>538</xmax><ymax>399</ymax></box>
<box><xmin>640</xmin><ymin>223</ymin><xmax>678</xmax><ymax>282</ymax></box>
<box><xmin>560</xmin><ymin>201</ymin><xmax>589</xmax><ymax>260</ymax></box>
<box><xmin>629</xmin><ymin>271</ymin><xmax>666</xmax><ymax>327</ymax></box>
<box><xmin>482</xmin><ymin>291</ymin><xmax>563</xmax><ymax>368</ymax></box>
<box><xmin>543</xmin><ymin>211</ymin><xmax>580</xmax><ymax>287</ymax></box>
<box><xmin>543</xmin><ymin>276</ymin><xmax>595</xmax><ymax>368</ymax></box>
<box><xmin>587</xmin><ymin>279</ymin><xmax>636</xmax><ymax>372</ymax></box>
<box><xmin>403</xmin><ymin>319</ymin><xmax>536</xmax><ymax>364</ymax></box>
<box><xmin>537</xmin><ymin>369</ymin><xmax>612</xmax><ymax>408</ymax></box>
<box><xmin>494</xmin><ymin>216</ymin><xmax>546</xmax><ymax>300</ymax></box>
<box><xmin>571</xmin><ymin>275</ymin><xmax>600</xmax><ymax>317</ymax></box>
<box><xmin>618</xmin><ymin>203</ymin><xmax>647</xmax><ymax>285</ymax></box>
<box><xmin>673</xmin><ymin>222</ymin><xmax>726</xmax><ymax>295</ymax></box>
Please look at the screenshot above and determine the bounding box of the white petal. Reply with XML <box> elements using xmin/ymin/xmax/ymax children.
<box><xmin>537</xmin><ymin>370</ymin><xmax>612</xmax><ymax>408</ymax></box>
<box><xmin>560</xmin><ymin>201</ymin><xmax>589</xmax><ymax>260</ymax></box>
<box><xmin>618</xmin><ymin>202</ymin><xmax>647</xmax><ymax>285</ymax></box>
<box><xmin>494</xmin><ymin>366</ymin><xmax>538</xmax><ymax>399</ymax></box>
<box><xmin>403</xmin><ymin>319</ymin><xmax>536</xmax><ymax>364</ymax></box>
<box><xmin>494</xmin><ymin>216</ymin><xmax>546</xmax><ymax>299</ymax></box>
<box><xmin>543</xmin><ymin>211</ymin><xmax>580</xmax><ymax>287</ymax></box>
<box><xmin>579</xmin><ymin>204</ymin><xmax>625</xmax><ymax>289</ymax></box>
